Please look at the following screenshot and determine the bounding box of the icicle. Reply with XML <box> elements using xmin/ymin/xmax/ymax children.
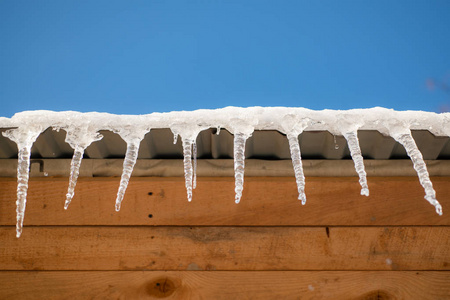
<box><xmin>344</xmin><ymin>131</ymin><xmax>369</xmax><ymax>196</ymax></box>
<box><xmin>64</xmin><ymin>128</ymin><xmax>102</xmax><ymax>210</ymax></box>
<box><xmin>64</xmin><ymin>145</ymin><xmax>85</xmax><ymax>209</ymax></box>
<box><xmin>193</xmin><ymin>142</ymin><xmax>197</xmax><ymax>189</ymax></box>
<box><xmin>3</xmin><ymin>127</ymin><xmax>43</xmax><ymax>238</ymax></box>
<box><xmin>112</xmin><ymin>124</ymin><xmax>149</xmax><ymax>211</ymax></box>
<box><xmin>279</xmin><ymin>114</ymin><xmax>310</xmax><ymax>204</ymax></box>
<box><xmin>394</xmin><ymin>132</ymin><xmax>442</xmax><ymax>215</ymax></box>
<box><xmin>115</xmin><ymin>142</ymin><xmax>140</xmax><ymax>211</ymax></box>
<box><xmin>171</xmin><ymin>124</ymin><xmax>207</xmax><ymax>201</ymax></box>
<box><xmin>173</xmin><ymin>133</ymin><xmax>178</xmax><ymax>145</ymax></box>
<box><xmin>287</xmin><ymin>134</ymin><xmax>306</xmax><ymax>204</ymax></box>
<box><xmin>234</xmin><ymin>133</ymin><xmax>249</xmax><ymax>204</ymax></box>
<box><xmin>16</xmin><ymin>146</ymin><xmax>32</xmax><ymax>238</ymax></box>
<box><xmin>216</xmin><ymin>126</ymin><xmax>221</xmax><ymax>135</ymax></box>
<box><xmin>182</xmin><ymin>139</ymin><xmax>194</xmax><ymax>202</ymax></box>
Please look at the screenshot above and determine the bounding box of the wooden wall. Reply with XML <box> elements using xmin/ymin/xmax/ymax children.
<box><xmin>0</xmin><ymin>176</ymin><xmax>449</xmax><ymax>299</ymax></box>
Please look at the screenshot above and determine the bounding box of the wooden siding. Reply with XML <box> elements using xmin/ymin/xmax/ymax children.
<box><xmin>1</xmin><ymin>177</ymin><xmax>450</xmax><ymax>226</ymax></box>
<box><xmin>0</xmin><ymin>271</ymin><xmax>449</xmax><ymax>300</ymax></box>
<box><xmin>0</xmin><ymin>177</ymin><xmax>449</xmax><ymax>299</ymax></box>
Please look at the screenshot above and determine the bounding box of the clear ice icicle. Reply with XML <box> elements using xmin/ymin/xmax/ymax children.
<box><xmin>395</xmin><ymin>132</ymin><xmax>442</xmax><ymax>215</ymax></box>
<box><xmin>64</xmin><ymin>129</ymin><xmax>102</xmax><ymax>209</ymax></box>
<box><xmin>16</xmin><ymin>146</ymin><xmax>32</xmax><ymax>238</ymax></box>
<box><xmin>234</xmin><ymin>133</ymin><xmax>249</xmax><ymax>204</ymax></box>
<box><xmin>343</xmin><ymin>131</ymin><xmax>369</xmax><ymax>196</ymax></box>
<box><xmin>182</xmin><ymin>139</ymin><xmax>194</xmax><ymax>202</ymax></box>
<box><xmin>115</xmin><ymin>142</ymin><xmax>140</xmax><ymax>211</ymax></box>
<box><xmin>3</xmin><ymin>127</ymin><xmax>43</xmax><ymax>238</ymax></box>
<box><xmin>287</xmin><ymin>134</ymin><xmax>306</xmax><ymax>204</ymax></box>
<box><xmin>193</xmin><ymin>142</ymin><xmax>197</xmax><ymax>189</ymax></box>
<box><xmin>64</xmin><ymin>145</ymin><xmax>85</xmax><ymax>209</ymax></box>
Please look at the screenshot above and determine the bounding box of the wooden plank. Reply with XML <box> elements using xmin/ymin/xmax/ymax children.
<box><xmin>4</xmin><ymin>159</ymin><xmax>450</xmax><ymax>177</ymax></box>
<box><xmin>0</xmin><ymin>271</ymin><xmax>449</xmax><ymax>300</ymax></box>
<box><xmin>1</xmin><ymin>177</ymin><xmax>449</xmax><ymax>226</ymax></box>
<box><xmin>0</xmin><ymin>227</ymin><xmax>448</xmax><ymax>271</ymax></box>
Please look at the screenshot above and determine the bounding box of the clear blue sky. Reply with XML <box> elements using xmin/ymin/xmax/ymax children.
<box><xmin>1</xmin><ymin>0</ymin><xmax>449</xmax><ymax>117</ymax></box>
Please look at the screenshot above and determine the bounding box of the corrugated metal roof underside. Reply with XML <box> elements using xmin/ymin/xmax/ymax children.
<box><xmin>0</xmin><ymin>128</ymin><xmax>449</xmax><ymax>160</ymax></box>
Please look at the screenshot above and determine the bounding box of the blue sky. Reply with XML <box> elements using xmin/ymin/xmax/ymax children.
<box><xmin>1</xmin><ymin>0</ymin><xmax>449</xmax><ymax>117</ymax></box>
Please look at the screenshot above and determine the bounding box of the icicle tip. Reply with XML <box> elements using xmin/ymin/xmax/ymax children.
<box><xmin>360</xmin><ymin>188</ymin><xmax>369</xmax><ymax>197</ymax></box>
<box><xmin>115</xmin><ymin>193</ymin><xmax>124</xmax><ymax>211</ymax></box>
<box><xmin>298</xmin><ymin>193</ymin><xmax>306</xmax><ymax>205</ymax></box>
<box><xmin>425</xmin><ymin>196</ymin><xmax>443</xmax><ymax>216</ymax></box>
<box><xmin>64</xmin><ymin>195</ymin><xmax>72</xmax><ymax>210</ymax></box>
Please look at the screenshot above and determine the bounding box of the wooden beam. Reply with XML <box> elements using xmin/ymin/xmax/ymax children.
<box><xmin>0</xmin><ymin>271</ymin><xmax>448</xmax><ymax>299</ymax></box>
<box><xmin>1</xmin><ymin>227</ymin><xmax>448</xmax><ymax>271</ymax></box>
<box><xmin>0</xmin><ymin>177</ymin><xmax>449</xmax><ymax>226</ymax></box>
<box><xmin>3</xmin><ymin>159</ymin><xmax>450</xmax><ymax>177</ymax></box>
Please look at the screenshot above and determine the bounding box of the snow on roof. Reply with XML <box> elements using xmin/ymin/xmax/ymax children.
<box><xmin>3</xmin><ymin>106</ymin><xmax>450</xmax><ymax>135</ymax></box>
<box><xmin>1</xmin><ymin>107</ymin><xmax>449</xmax><ymax>237</ymax></box>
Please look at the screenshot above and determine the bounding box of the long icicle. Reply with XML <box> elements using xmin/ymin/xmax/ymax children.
<box><xmin>115</xmin><ymin>142</ymin><xmax>140</xmax><ymax>211</ymax></box>
<box><xmin>64</xmin><ymin>145</ymin><xmax>85</xmax><ymax>209</ymax></box>
<box><xmin>287</xmin><ymin>133</ymin><xmax>306</xmax><ymax>204</ymax></box>
<box><xmin>16</xmin><ymin>146</ymin><xmax>32</xmax><ymax>238</ymax></box>
<box><xmin>395</xmin><ymin>132</ymin><xmax>442</xmax><ymax>215</ymax></box>
<box><xmin>3</xmin><ymin>127</ymin><xmax>42</xmax><ymax>238</ymax></box>
<box><xmin>193</xmin><ymin>142</ymin><xmax>197</xmax><ymax>189</ymax></box>
<box><xmin>63</xmin><ymin>127</ymin><xmax>102</xmax><ymax>210</ymax></box>
<box><xmin>234</xmin><ymin>133</ymin><xmax>248</xmax><ymax>204</ymax></box>
<box><xmin>344</xmin><ymin>131</ymin><xmax>369</xmax><ymax>196</ymax></box>
<box><xmin>182</xmin><ymin>139</ymin><xmax>193</xmax><ymax>202</ymax></box>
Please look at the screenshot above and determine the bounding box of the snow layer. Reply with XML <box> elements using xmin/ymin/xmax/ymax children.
<box><xmin>2</xmin><ymin>107</ymin><xmax>449</xmax><ymax>237</ymax></box>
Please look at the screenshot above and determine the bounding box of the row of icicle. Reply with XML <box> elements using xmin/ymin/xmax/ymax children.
<box><xmin>1</xmin><ymin>108</ymin><xmax>447</xmax><ymax>237</ymax></box>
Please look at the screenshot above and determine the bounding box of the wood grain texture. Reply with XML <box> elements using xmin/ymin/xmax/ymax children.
<box><xmin>0</xmin><ymin>177</ymin><xmax>449</xmax><ymax>226</ymax></box>
<box><xmin>5</xmin><ymin>159</ymin><xmax>450</xmax><ymax>177</ymax></box>
<box><xmin>1</xmin><ymin>226</ymin><xmax>448</xmax><ymax>271</ymax></box>
<box><xmin>0</xmin><ymin>271</ymin><xmax>449</xmax><ymax>300</ymax></box>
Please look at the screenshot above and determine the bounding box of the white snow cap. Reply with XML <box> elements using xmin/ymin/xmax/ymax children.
<box><xmin>2</xmin><ymin>107</ymin><xmax>448</xmax><ymax>237</ymax></box>
<box><xmin>5</xmin><ymin>107</ymin><xmax>449</xmax><ymax>135</ymax></box>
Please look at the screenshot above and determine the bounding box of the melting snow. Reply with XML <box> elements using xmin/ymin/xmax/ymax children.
<box><xmin>2</xmin><ymin>107</ymin><xmax>448</xmax><ymax>237</ymax></box>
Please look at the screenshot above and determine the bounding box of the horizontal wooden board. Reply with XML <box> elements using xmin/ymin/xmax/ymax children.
<box><xmin>0</xmin><ymin>177</ymin><xmax>449</xmax><ymax>226</ymax></box>
<box><xmin>4</xmin><ymin>159</ymin><xmax>450</xmax><ymax>177</ymax></box>
<box><xmin>0</xmin><ymin>271</ymin><xmax>449</xmax><ymax>300</ymax></box>
<box><xmin>1</xmin><ymin>227</ymin><xmax>448</xmax><ymax>271</ymax></box>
